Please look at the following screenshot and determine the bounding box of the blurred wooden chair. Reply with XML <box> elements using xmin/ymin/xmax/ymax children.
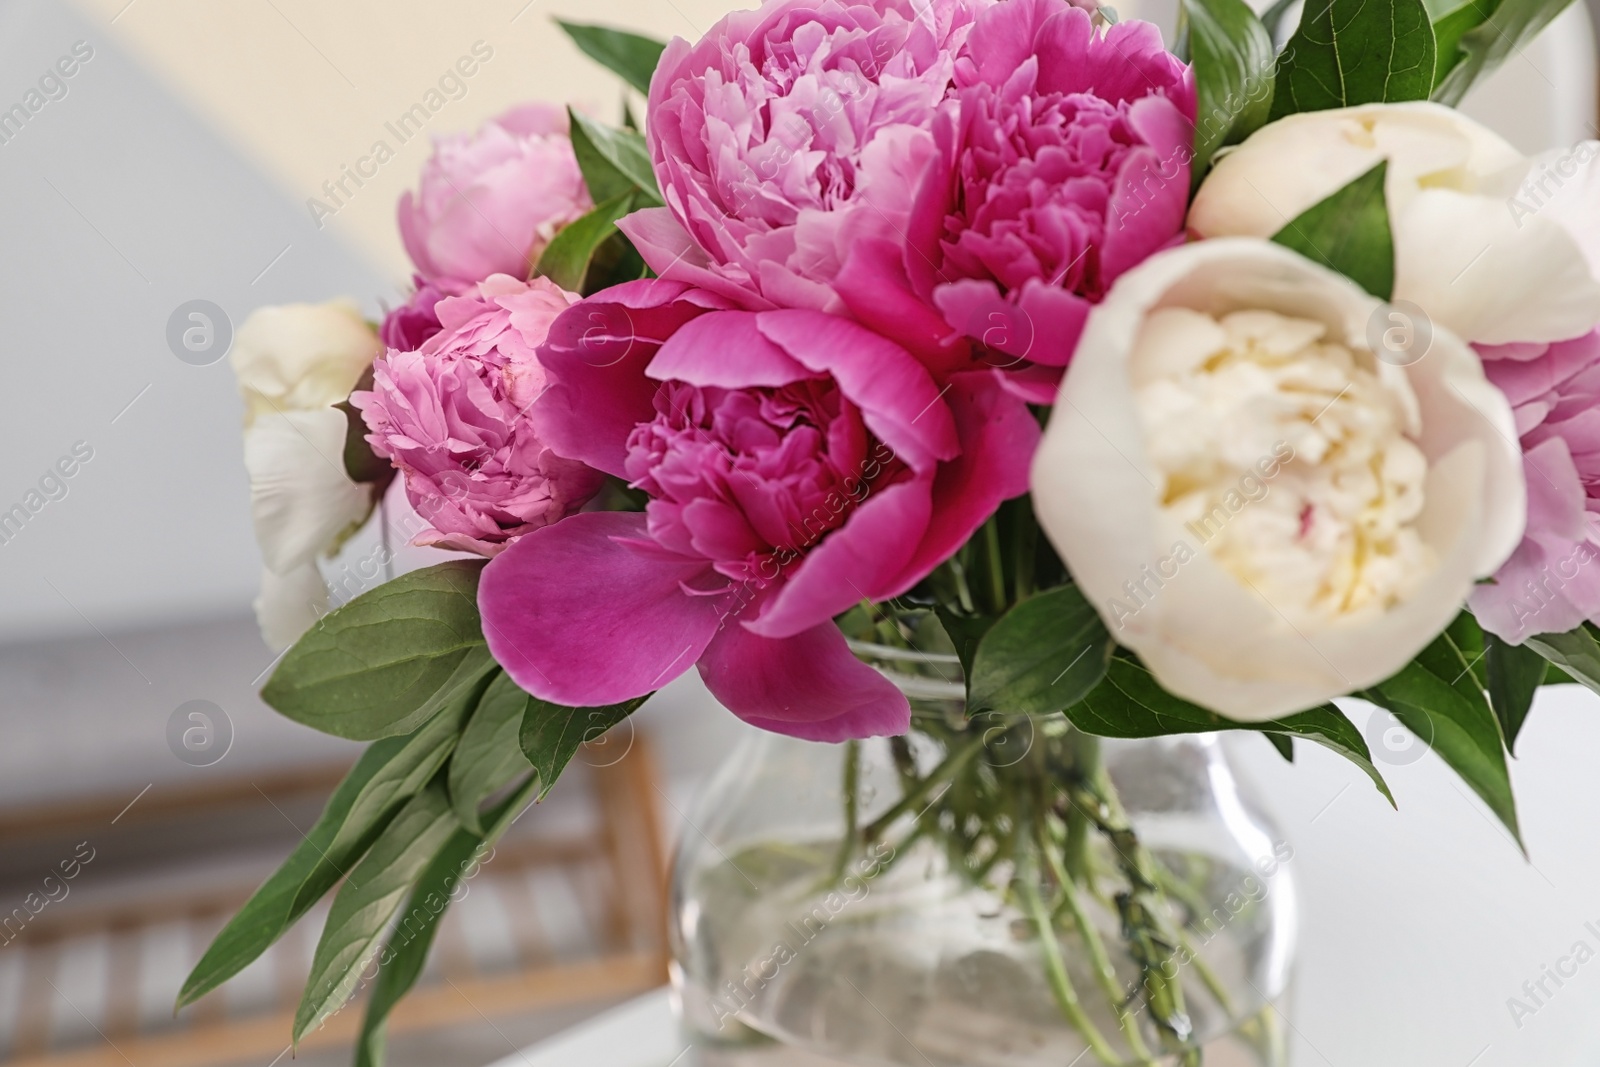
<box><xmin>0</xmin><ymin>736</ymin><xmax>669</xmax><ymax>1067</ymax></box>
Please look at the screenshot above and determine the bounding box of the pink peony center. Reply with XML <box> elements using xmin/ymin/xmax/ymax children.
<box><xmin>623</xmin><ymin>378</ymin><xmax>902</xmax><ymax>582</ymax></box>
<box><xmin>944</xmin><ymin>89</ymin><xmax>1138</xmax><ymax>299</ymax></box>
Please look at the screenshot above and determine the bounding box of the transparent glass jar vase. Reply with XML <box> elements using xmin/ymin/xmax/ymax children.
<box><xmin>671</xmin><ymin>644</ymin><xmax>1298</xmax><ymax>1067</ymax></box>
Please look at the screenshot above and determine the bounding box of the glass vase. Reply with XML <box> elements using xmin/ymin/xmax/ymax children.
<box><xmin>670</xmin><ymin>643</ymin><xmax>1298</xmax><ymax>1067</ymax></box>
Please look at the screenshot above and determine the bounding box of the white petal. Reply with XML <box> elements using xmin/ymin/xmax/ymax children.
<box><xmin>244</xmin><ymin>406</ymin><xmax>372</xmax><ymax>573</ymax></box>
<box><xmin>230</xmin><ymin>299</ymin><xmax>380</xmax><ymax>416</ymax></box>
<box><xmin>255</xmin><ymin>563</ymin><xmax>329</xmax><ymax>651</ymax></box>
<box><xmin>1396</xmin><ymin>188</ymin><xmax>1600</xmax><ymax>345</ymax></box>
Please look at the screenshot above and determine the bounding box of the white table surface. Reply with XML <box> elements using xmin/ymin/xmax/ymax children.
<box><xmin>489</xmin><ymin>7</ymin><xmax>1600</xmax><ymax>1067</ymax></box>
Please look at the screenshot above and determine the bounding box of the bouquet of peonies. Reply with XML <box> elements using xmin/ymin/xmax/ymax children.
<box><xmin>197</xmin><ymin>0</ymin><xmax>1600</xmax><ymax>1061</ymax></box>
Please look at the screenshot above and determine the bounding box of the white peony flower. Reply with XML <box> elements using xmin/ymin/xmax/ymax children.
<box><xmin>231</xmin><ymin>300</ymin><xmax>381</xmax><ymax>649</ymax></box>
<box><xmin>1188</xmin><ymin>103</ymin><xmax>1600</xmax><ymax>346</ymax></box>
<box><xmin>1032</xmin><ymin>239</ymin><xmax>1526</xmax><ymax>720</ymax></box>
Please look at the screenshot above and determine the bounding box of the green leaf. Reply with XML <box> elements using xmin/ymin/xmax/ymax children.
<box><xmin>1431</xmin><ymin>0</ymin><xmax>1577</xmax><ymax>105</ymax></box>
<box><xmin>1272</xmin><ymin>0</ymin><xmax>1437</xmax><ymax>118</ymax></box>
<box><xmin>1264</xmin><ymin>731</ymin><xmax>1296</xmax><ymax>761</ymax></box>
<box><xmin>262</xmin><ymin>561</ymin><xmax>491</xmax><ymax>741</ymax></box>
<box><xmin>299</xmin><ymin>682</ymin><xmax>483</xmax><ymax>917</ymax></box>
<box><xmin>351</xmin><ymin>770</ymin><xmax>541</xmax><ymax>1066</ymax></box>
<box><xmin>1525</xmin><ymin>624</ymin><xmax>1600</xmax><ymax>698</ymax></box>
<box><xmin>448</xmin><ymin>671</ymin><xmax>533</xmax><ymax>833</ymax></box>
<box><xmin>1364</xmin><ymin>639</ymin><xmax>1522</xmax><ymax>848</ymax></box>
<box><xmin>568</xmin><ymin>108</ymin><xmax>660</xmax><ymax>204</ymax></box>
<box><xmin>556</xmin><ymin>20</ymin><xmax>667</xmax><ymax>96</ymax></box>
<box><xmin>353</xmin><ymin>826</ymin><xmax>480</xmax><ymax>1067</ymax></box>
<box><xmin>1186</xmin><ymin>0</ymin><xmax>1277</xmax><ymax>178</ymax></box>
<box><xmin>1263</xmin><ymin>706</ymin><xmax>1396</xmax><ymax>805</ymax></box>
<box><xmin>535</xmin><ymin>191</ymin><xmax>642</xmax><ymax>293</ymax></box>
<box><xmin>335</xmin><ymin>365</ymin><xmax>396</xmax><ymax>489</ymax></box>
<box><xmin>1068</xmin><ymin>658</ymin><xmax>1394</xmax><ymax>802</ymax></box>
<box><xmin>1431</xmin><ymin>0</ymin><xmax>1494</xmax><ymax>84</ymax></box>
<box><xmin>176</xmin><ymin>743</ymin><xmax>398</xmax><ymax>1009</ymax></box>
<box><xmin>295</xmin><ymin>783</ymin><xmax>461</xmax><ymax>1044</ymax></box>
<box><xmin>967</xmin><ymin>585</ymin><xmax>1113</xmax><ymax>716</ymax></box>
<box><xmin>934</xmin><ymin>605</ymin><xmax>996</xmax><ymax>683</ymax></box>
<box><xmin>1485</xmin><ymin>632</ymin><xmax>1546</xmax><ymax>755</ymax></box>
<box><xmin>1272</xmin><ymin>162</ymin><xmax>1396</xmax><ymax>300</ymax></box>
<box><xmin>1544</xmin><ymin>661</ymin><xmax>1578</xmax><ymax>686</ymax></box>
<box><xmin>520</xmin><ymin>695</ymin><xmax>651</xmax><ymax>800</ymax></box>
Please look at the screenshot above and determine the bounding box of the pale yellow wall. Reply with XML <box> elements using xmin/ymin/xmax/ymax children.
<box><xmin>65</xmin><ymin>0</ymin><xmax>741</xmax><ymax>286</ymax></box>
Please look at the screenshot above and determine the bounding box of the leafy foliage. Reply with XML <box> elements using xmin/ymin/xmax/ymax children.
<box><xmin>1185</xmin><ymin>0</ymin><xmax>1277</xmax><ymax>179</ymax></box>
<box><xmin>1271</xmin><ymin>0</ymin><xmax>1438</xmax><ymax>117</ymax></box>
<box><xmin>556</xmin><ymin>20</ymin><xmax>668</xmax><ymax>96</ymax></box>
<box><xmin>1272</xmin><ymin>162</ymin><xmax>1396</xmax><ymax>299</ymax></box>
<box><xmin>1066</xmin><ymin>656</ymin><xmax>1395</xmax><ymax>802</ymax></box>
<box><xmin>967</xmin><ymin>584</ymin><xmax>1113</xmax><ymax>715</ymax></box>
<box><xmin>262</xmin><ymin>561</ymin><xmax>491</xmax><ymax>740</ymax></box>
<box><xmin>1431</xmin><ymin>0</ymin><xmax>1579</xmax><ymax>104</ymax></box>
<box><xmin>1363</xmin><ymin>630</ymin><xmax>1523</xmax><ymax>848</ymax></box>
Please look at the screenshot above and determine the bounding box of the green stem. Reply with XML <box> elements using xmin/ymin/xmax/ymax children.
<box><xmin>1018</xmin><ymin>837</ymin><xmax>1123</xmax><ymax>1067</ymax></box>
<box><xmin>862</xmin><ymin>736</ymin><xmax>984</xmax><ymax>842</ymax></box>
<box><xmin>1039</xmin><ymin>818</ymin><xmax>1159</xmax><ymax>1065</ymax></box>
<box><xmin>1070</xmin><ymin>760</ymin><xmax>1198</xmax><ymax>1063</ymax></box>
<box><xmin>982</xmin><ymin>519</ymin><xmax>1007</xmax><ymax>615</ymax></box>
<box><xmin>831</xmin><ymin>740</ymin><xmax>862</xmax><ymax>884</ymax></box>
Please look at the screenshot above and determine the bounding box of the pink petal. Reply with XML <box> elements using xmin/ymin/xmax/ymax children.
<box><xmin>533</xmin><ymin>280</ymin><xmax>728</xmax><ymax>478</ymax></box>
<box><xmin>697</xmin><ymin>617</ymin><xmax>911</xmax><ymax>741</ymax></box>
<box><xmin>889</xmin><ymin>371</ymin><xmax>1040</xmax><ymax>592</ymax></box>
<box><xmin>836</xmin><ymin>236</ymin><xmax>971</xmax><ymax>376</ymax></box>
<box><xmin>750</xmin><ymin>478</ymin><xmax>935</xmax><ymax>638</ymax></box>
<box><xmin>480</xmin><ymin>512</ymin><xmax>723</xmax><ymax>705</ymax></box>
<box><xmin>755</xmin><ymin>310</ymin><xmax>960</xmax><ymax>471</ymax></box>
<box><xmin>616</xmin><ymin>207</ymin><xmax>772</xmax><ymax>310</ymax></box>
<box><xmin>647</xmin><ymin>311</ymin><xmax>814</xmax><ymax>389</ymax></box>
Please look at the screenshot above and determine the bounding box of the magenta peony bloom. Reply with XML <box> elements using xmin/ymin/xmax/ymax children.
<box><xmin>380</xmin><ymin>276</ymin><xmax>448</xmax><ymax>352</ymax></box>
<box><xmin>477</xmin><ymin>279</ymin><xmax>1039</xmax><ymax>741</ymax></box>
<box><xmin>1472</xmin><ymin>331</ymin><xmax>1600</xmax><ymax>641</ymax></box>
<box><xmin>353</xmin><ymin>275</ymin><xmax>604</xmax><ymax>556</ymax></box>
<box><xmin>400</xmin><ymin>105</ymin><xmax>592</xmax><ymax>294</ymax></box>
<box><xmin>619</xmin><ymin>0</ymin><xmax>989</xmax><ymax>314</ymax></box>
<box><xmin>840</xmin><ymin>0</ymin><xmax>1194</xmax><ymax>385</ymax></box>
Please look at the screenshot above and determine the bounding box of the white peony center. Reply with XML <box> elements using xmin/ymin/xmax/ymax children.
<box><xmin>1132</xmin><ymin>307</ymin><xmax>1435</xmax><ymax>625</ymax></box>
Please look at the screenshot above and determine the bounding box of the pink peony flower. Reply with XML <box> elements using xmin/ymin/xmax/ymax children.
<box><xmin>1472</xmin><ymin>330</ymin><xmax>1600</xmax><ymax>641</ymax></box>
<box><xmin>400</xmin><ymin>105</ymin><xmax>592</xmax><ymax>294</ymax></box>
<box><xmin>380</xmin><ymin>276</ymin><xmax>448</xmax><ymax>352</ymax></box>
<box><xmin>839</xmin><ymin>0</ymin><xmax>1195</xmax><ymax>386</ymax></box>
<box><xmin>476</xmin><ymin>279</ymin><xmax>1039</xmax><ymax>741</ymax></box>
<box><xmin>353</xmin><ymin>275</ymin><xmax>604</xmax><ymax>556</ymax></box>
<box><xmin>619</xmin><ymin>0</ymin><xmax>989</xmax><ymax>314</ymax></box>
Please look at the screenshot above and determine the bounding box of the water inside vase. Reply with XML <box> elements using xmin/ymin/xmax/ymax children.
<box><xmin>674</xmin><ymin>835</ymin><xmax>1291</xmax><ymax>1067</ymax></box>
